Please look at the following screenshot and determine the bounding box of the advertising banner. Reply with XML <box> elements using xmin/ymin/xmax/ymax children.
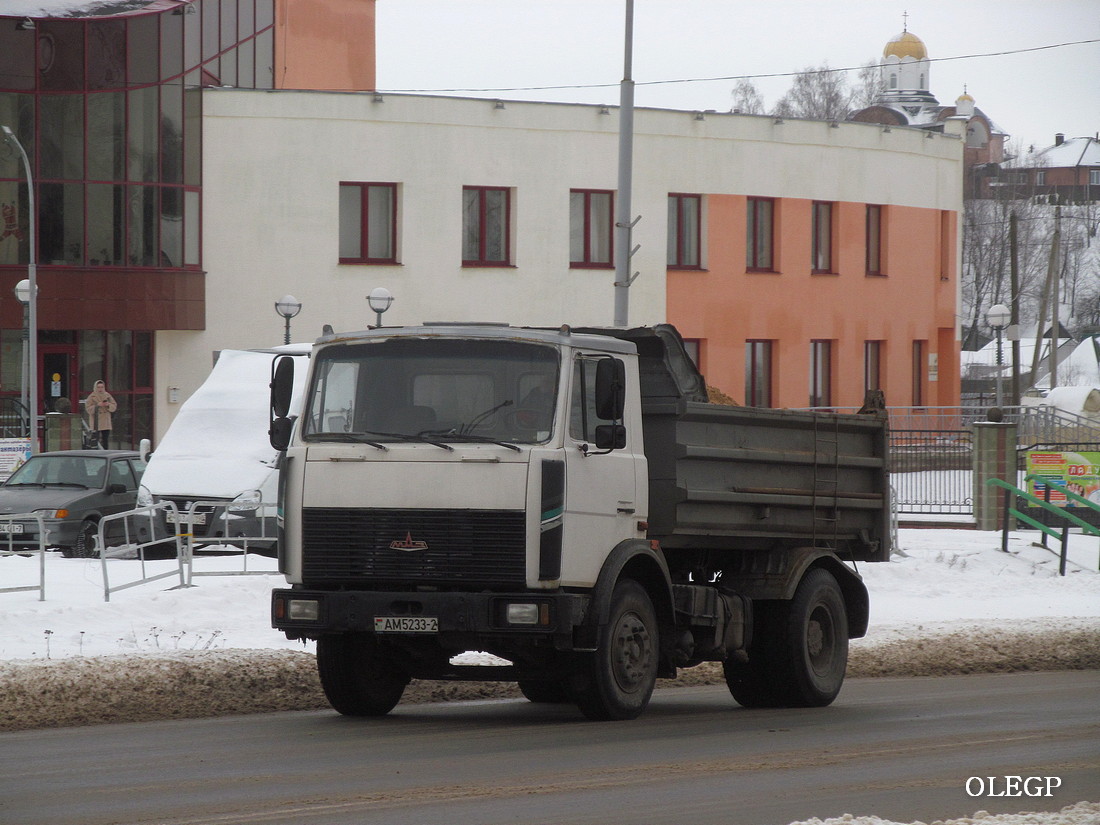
<box><xmin>0</xmin><ymin>439</ymin><xmax>31</xmax><ymax>482</ymax></box>
<box><xmin>1025</xmin><ymin>450</ymin><xmax>1100</xmax><ymax>507</ymax></box>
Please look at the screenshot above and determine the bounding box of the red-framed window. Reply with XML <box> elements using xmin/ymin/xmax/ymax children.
<box><xmin>866</xmin><ymin>204</ymin><xmax>884</xmax><ymax>275</ymax></box>
<box><xmin>570</xmin><ymin>189</ymin><xmax>613</xmax><ymax>268</ymax></box>
<box><xmin>339</xmin><ymin>182</ymin><xmax>397</xmax><ymax>264</ymax></box>
<box><xmin>667</xmin><ymin>193</ymin><xmax>701</xmax><ymax>268</ymax></box>
<box><xmin>864</xmin><ymin>340</ymin><xmax>883</xmax><ymax>393</ymax></box>
<box><xmin>811</xmin><ymin>201</ymin><xmax>833</xmax><ymax>273</ymax></box>
<box><xmin>746</xmin><ymin>196</ymin><xmax>774</xmax><ymax>271</ymax></box>
<box><xmin>745</xmin><ymin>340</ymin><xmax>773</xmax><ymax>407</ymax></box>
<box><xmin>462</xmin><ymin>185</ymin><xmax>510</xmax><ymax>266</ymax></box>
<box><xmin>912</xmin><ymin>340</ymin><xmax>926</xmax><ymax>406</ymax></box>
<box><xmin>810</xmin><ymin>339</ymin><xmax>833</xmax><ymax>408</ymax></box>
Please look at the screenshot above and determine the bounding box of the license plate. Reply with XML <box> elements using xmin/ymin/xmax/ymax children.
<box><xmin>167</xmin><ymin>512</ymin><xmax>207</xmax><ymax>525</ymax></box>
<box><xmin>0</xmin><ymin>522</ymin><xmax>25</xmax><ymax>534</ymax></box>
<box><xmin>374</xmin><ymin>616</ymin><xmax>438</xmax><ymax>633</ymax></box>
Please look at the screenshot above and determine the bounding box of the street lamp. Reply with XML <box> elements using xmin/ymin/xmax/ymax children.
<box><xmin>2</xmin><ymin>125</ymin><xmax>37</xmax><ymax>453</ymax></box>
<box><xmin>367</xmin><ymin>286</ymin><xmax>394</xmax><ymax>327</ymax></box>
<box><xmin>986</xmin><ymin>303</ymin><xmax>1011</xmax><ymax>408</ymax></box>
<box><xmin>274</xmin><ymin>294</ymin><xmax>302</xmax><ymax>345</ymax></box>
<box><xmin>12</xmin><ymin>279</ymin><xmax>34</xmax><ymax>439</ymax></box>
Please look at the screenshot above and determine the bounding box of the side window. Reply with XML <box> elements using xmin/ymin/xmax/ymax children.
<box><xmin>109</xmin><ymin>460</ymin><xmax>136</xmax><ymax>490</ymax></box>
<box><xmin>569</xmin><ymin>356</ymin><xmax>619</xmax><ymax>441</ymax></box>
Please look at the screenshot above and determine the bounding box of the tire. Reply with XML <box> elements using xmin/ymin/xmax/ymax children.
<box><xmin>573</xmin><ymin>579</ymin><xmax>659</xmax><ymax>721</ymax></box>
<box><xmin>724</xmin><ymin>567</ymin><xmax>848</xmax><ymax>709</ymax></box>
<box><xmin>316</xmin><ymin>634</ymin><xmax>409</xmax><ymax>717</ymax></box>
<box><xmin>72</xmin><ymin>520</ymin><xmax>100</xmax><ymax>559</ymax></box>
<box><xmin>517</xmin><ymin>679</ymin><xmax>572</xmax><ymax>704</ymax></box>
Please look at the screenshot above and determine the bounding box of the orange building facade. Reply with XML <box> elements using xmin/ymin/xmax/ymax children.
<box><xmin>668</xmin><ymin>194</ymin><xmax>960</xmax><ymax>410</ymax></box>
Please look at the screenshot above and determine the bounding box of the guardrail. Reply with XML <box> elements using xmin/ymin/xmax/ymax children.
<box><xmin>99</xmin><ymin>502</ymin><xmax>187</xmax><ymax>602</ymax></box>
<box><xmin>173</xmin><ymin>497</ymin><xmax>277</xmax><ymax>586</ymax></box>
<box><xmin>0</xmin><ymin>513</ymin><xmax>47</xmax><ymax>601</ymax></box>
<box><xmin>986</xmin><ymin>474</ymin><xmax>1100</xmax><ymax>576</ymax></box>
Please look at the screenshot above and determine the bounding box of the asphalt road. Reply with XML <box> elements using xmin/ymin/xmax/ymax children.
<box><xmin>3</xmin><ymin>671</ymin><xmax>1097</xmax><ymax>825</ymax></box>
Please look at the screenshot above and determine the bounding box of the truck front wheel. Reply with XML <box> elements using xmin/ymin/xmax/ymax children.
<box><xmin>316</xmin><ymin>634</ymin><xmax>409</xmax><ymax>717</ymax></box>
<box><xmin>573</xmin><ymin>579</ymin><xmax>658</xmax><ymax>721</ymax></box>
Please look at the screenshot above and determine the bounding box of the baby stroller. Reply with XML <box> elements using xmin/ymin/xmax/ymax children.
<box><xmin>81</xmin><ymin>407</ymin><xmax>104</xmax><ymax>449</ymax></box>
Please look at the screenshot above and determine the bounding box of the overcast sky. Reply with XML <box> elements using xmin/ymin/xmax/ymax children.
<box><xmin>376</xmin><ymin>0</ymin><xmax>1100</xmax><ymax>157</ymax></box>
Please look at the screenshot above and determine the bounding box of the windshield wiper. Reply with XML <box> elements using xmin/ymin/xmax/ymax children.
<box><xmin>305</xmin><ymin>432</ymin><xmax>388</xmax><ymax>451</ymax></box>
<box><xmin>359</xmin><ymin>430</ymin><xmax>454</xmax><ymax>452</ymax></box>
<box><xmin>422</xmin><ymin>432</ymin><xmax>522</xmax><ymax>452</ymax></box>
<box><xmin>6</xmin><ymin>482</ymin><xmax>44</xmax><ymax>487</ymax></box>
<box><xmin>43</xmin><ymin>482</ymin><xmax>89</xmax><ymax>489</ymax></box>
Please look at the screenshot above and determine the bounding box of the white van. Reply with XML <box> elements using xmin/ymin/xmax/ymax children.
<box><xmin>139</xmin><ymin>345</ymin><xmax>309</xmax><ymax>553</ymax></box>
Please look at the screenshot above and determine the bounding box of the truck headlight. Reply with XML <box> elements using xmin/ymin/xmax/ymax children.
<box><xmin>505</xmin><ymin>602</ymin><xmax>550</xmax><ymax>626</ymax></box>
<box><xmin>229</xmin><ymin>489</ymin><xmax>262</xmax><ymax>512</ymax></box>
<box><xmin>136</xmin><ymin>485</ymin><xmax>153</xmax><ymax>508</ymax></box>
<box><xmin>288</xmin><ymin>599</ymin><xmax>321</xmax><ymax>621</ymax></box>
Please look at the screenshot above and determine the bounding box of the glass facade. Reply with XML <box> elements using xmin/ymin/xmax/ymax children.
<box><xmin>0</xmin><ymin>1</ymin><xmax>274</xmax><ymax>447</ymax></box>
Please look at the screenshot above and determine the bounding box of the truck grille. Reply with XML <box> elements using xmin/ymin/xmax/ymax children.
<box><xmin>301</xmin><ymin>507</ymin><xmax>527</xmax><ymax>587</ymax></box>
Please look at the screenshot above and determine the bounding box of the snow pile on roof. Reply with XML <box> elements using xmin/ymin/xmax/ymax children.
<box><xmin>1</xmin><ymin>0</ymin><xmax>152</xmax><ymax>16</ymax></box>
<box><xmin>1033</xmin><ymin>136</ymin><xmax>1100</xmax><ymax>168</ymax></box>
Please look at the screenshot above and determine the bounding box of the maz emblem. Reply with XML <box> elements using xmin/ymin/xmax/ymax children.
<box><xmin>390</xmin><ymin>532</ymin><xmax>428</xmax><ymax>551</ymax></box>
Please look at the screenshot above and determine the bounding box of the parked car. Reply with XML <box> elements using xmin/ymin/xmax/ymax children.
<box><xmin>0</xmin><ymin>450</ymin><xmax>149</xmax><ymax>557</ymax></box>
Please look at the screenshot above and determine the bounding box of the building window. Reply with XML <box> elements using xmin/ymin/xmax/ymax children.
<box><xmin>810</xmin><ymin>340</ymin><xmax>833</xmax><ymax>408</ymax></box>
<box><xmin>463</xmin><ymin>185</ymin><xmax>510</xmax><ymax>265</ymax></box>
<box><xmin>746</xmin><ymin>197</ymin><xmax>774</xmax><ymax>271</ymax></box>
<box><xmin>1036</xmin><ymin>170</ymin><xmax>1046</xmax><ymax>186</ymax></box>
<box><xmin>864</xmin><ymin>340</ymin><xmax>883</xmax><ymax>393</ymax></box>
<box><xmin>667</xmin><ymin>193</ymin><xmax>701</xmax><ymax>268</ymax></box>
<box><xmin>1090</xmin><ymin>170</ymin><xmax>1100</xmax><ymax>186</ymax></box>
<box><xmin>866</xmin><ymin>204</ymin><xmax>884</xmax><ymax>275</ymax></box>
<box><xmin>339</xmin><ymin>182</ymin><xmax>397</xmax><ymax>263</ymax></box>
<box><xmin>570</xmin><ymin>189</ymin><xmax>613</xmax><ymax>268</ymax></box>
<box><xmin>745</xmin><ymin>340</ymin><xmax>773</xmax><ymax>407</ymax></box>
<box><xmin>812</xmin><ymin>201</ymin><xmax>833</xmax><ymax>273</ymax></box>
<box><xmin>912</xmin><ymin>340</ymin><xmax>926</xmax><ymax>406</ymax></box>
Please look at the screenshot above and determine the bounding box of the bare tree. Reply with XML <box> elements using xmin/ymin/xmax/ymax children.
<box><xmin>729</xmin><ymin>78</ymin><xmax>764</xmax><ymax>115</ymax></box>
<box><xmin>771</xmin><ymin>63</ymin><xmax>852</xmax><ymax>121</ymax></box>
<box><xmin>850</xmin><ymin>60</ymin><xmax>885</xmax><ymax>110</ymax></box>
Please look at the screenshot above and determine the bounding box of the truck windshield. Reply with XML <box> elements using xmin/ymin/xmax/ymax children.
<box><xmin>303</xmin><ymin>338</ymin><xmax>560</xmax><ymax>446</ymax></box>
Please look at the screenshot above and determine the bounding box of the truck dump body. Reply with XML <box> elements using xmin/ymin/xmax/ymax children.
<box><xmin>572</xmin><ymin>325</ymin><xmax>890</xmax><ymax>562</ymax></box>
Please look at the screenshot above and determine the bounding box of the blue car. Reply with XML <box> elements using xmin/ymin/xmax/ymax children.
<box><xmin>0</xmin><ymin>450</ymin><xmax>149</xmax><ymax>557</ymax></box>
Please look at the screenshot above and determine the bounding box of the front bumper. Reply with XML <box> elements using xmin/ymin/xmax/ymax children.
<box><xmin>0</xmin><ymin>517</ymin><xmax>68</xmax><ymax>549</ymax></box>
<box><xmin>272</xmin><ymin>588</ymin><xmax>591</xmax><ymax>648</ymax></box>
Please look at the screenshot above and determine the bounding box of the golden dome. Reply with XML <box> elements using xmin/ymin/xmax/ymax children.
<box><xmin>956</xmin><ymin>91</ymin><xmax>975</xmax><ymax>102</ymax></box>
<box><xmin>883</xmin><ymin>31</ymin><xmax>928</xmax><ymax>60</ymax></box>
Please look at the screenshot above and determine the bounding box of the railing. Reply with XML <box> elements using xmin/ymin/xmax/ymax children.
<box><xmin>98</xmin><ymin>502</ymin><xmax>187</xmax><ymax>602</ymax></box>
<box><xmin>0</xmin><ymin>513</ymin><xmax>47</xmax><ymax>600</ymax></box>
<box><xmin>174</xmin><ymin>497</ymin><xmax>278</xmax><ymax>586</ymax></box>
<box><xmin>986</xmin><ymin>474</ymin><xmax>1100</xmax><ymax>576</ymax></box>
<box><xmin>0</xmin><ymin>397</ymin><xmax>29</xmax><ymax>440</ymax></box>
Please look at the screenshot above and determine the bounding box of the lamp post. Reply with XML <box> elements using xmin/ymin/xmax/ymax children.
<box><xmin>274</xmin><ymin>294</ymin><xmax>302</xmax><ymax>345</ymax></box>
<box><xmin>13</xmin><ymin>280</ymin><xmax>31</xmax><ymax>438</ymax></box>
<box><xmin>367</xmin><ymin>286</ymin><xmax>393</xmax><ymax>327</ymax></box>
<box><xmin>2</xmin><ymin>125</ymin><xmax>38</xmax><ymax>453</ymax></box>
<box><xmin>986</xmin><ymin>303</ymin><xmax>1011</xmax><ymax>408</ymax></box>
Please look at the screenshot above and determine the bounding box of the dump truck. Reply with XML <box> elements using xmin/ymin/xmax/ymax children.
<box><xmin>269</xmin><ymin>323</ymin><xmax>890</xmax><ymax>720</ymax></box>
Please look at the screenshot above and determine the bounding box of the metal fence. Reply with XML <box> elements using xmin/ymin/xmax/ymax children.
<box><xmin>804</xmin><ymin>405</ymin><xmax>1100</xmax><ymax>515</ymax></box>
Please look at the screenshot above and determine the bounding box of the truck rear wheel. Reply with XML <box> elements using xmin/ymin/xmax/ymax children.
<box><xmin>316</xmin><ymin>634</ymin><xmax>409</xmax><ymax>716</ymax></box>
<box><xmin>573</xmin><ymin>579</ymin><xmax>658</xmax><ymax>721</ymax></box>
<box><xmin>724</xmin><ymin>567</ymin><xmax>848</xmax><ymax>708</ymax></box>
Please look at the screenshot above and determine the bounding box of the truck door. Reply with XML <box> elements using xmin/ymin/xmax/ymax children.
<box><xmin>562</xmin><ymin>354</ymin><xmax>639</xmax><ymax>586</ymax></box>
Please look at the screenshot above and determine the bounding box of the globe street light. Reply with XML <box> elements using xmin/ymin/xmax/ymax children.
<box><xmin>274</xmin><ymin>294</ymin><xmax>302</xmax><ymax>345</ymax></box>
<box><xmin>2</xmin><ymin>125</ymin><xmax>38</xmax><ymax>453</ymax></box>
<box><xmin>367</xmin><ymin>287</ymin><xmax>394</xmax><ymax>327</ymax></box>
<box><xmin>986</xmin><ymin>303</ymin><xmax>1011</xmax><ymax>408</ymax></box>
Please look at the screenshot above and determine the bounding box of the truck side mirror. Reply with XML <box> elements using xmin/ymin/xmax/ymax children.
<box><xmin>270</xmin><ymin>356</ymin><xmax>296</xmax><ymax>451</ymax></box>
<box><xmin>594</xmin><ymin>424</ymin><xmax>626</xmax><ymax>450</ymax></box>
<box><xmin>595</xmin><ymin>358</ymin><xmax>625</xmax><ymax>421</ymax></box>
<box><xmin>271</xmin><ymin>356</ymin><xmax>295</xmax><ymax>419</ymax></box>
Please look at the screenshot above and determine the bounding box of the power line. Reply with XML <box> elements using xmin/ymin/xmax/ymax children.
<box><xmin>380</xmin><ymin>38</ymin><xmax>1100</xmax><ymax>95</ymax></box>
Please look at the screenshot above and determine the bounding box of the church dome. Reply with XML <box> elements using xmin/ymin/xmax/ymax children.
<box><xmin>883</xmin><ymin>31</ymin><xmax>928</xmax><ymax>60</ymax></box>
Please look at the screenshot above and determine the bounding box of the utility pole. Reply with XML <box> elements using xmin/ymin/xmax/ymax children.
<box><xmin>1049</xmin><ymin>206</ymin><xmax>1062</xmax><ymax>388</ymax></box>
<box><xmin>1009</xmin><ymin>211</ymin><xmax>1020</xmax><ymax>406</ymax></box>
<box><xmin>613</xmin><ymin>0</ymin><xmax>638</xmax><ymax>328</ymax></box>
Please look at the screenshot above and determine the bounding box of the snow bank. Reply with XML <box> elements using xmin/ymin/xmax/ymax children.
<box><xmin>788</xmin><ymin>800</ymin><xmax>1100</xmax><ymax>825</ymax></box>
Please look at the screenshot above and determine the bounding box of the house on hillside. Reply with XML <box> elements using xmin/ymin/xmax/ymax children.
<box><xmin>998</xmin><ymin>136</ymin><xmax>1100</xmax><ymax>204</ymax></box>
